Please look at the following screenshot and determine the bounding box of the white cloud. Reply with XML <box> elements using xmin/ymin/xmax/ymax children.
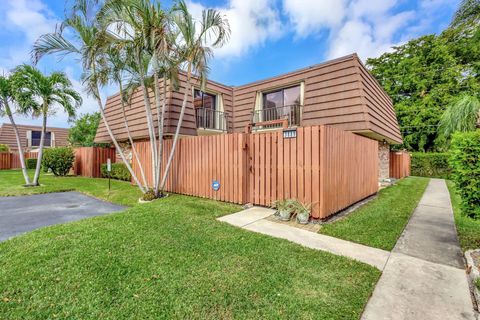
<box><xmin>283</xmin><ymin>0</ymin><xmax>347</xmax><ymax>35</ymax></box>
<box><xmin>282</xmin><ymin>0</ymin><xmax>449</xmax><ymax>61</ymax></box>
<box><xmin>0</xmin><ymin>0</ymin><xmax>58</xmax><ymax>70</ymax></box>
<box><xmin>187</xmin><ymin>0</ymin><xmax>283</xmax><ymax>58</ymax></box>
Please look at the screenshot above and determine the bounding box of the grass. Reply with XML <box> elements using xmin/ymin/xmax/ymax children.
<box><xmin>0</xmin><ymin>170</ymin><xmax>380</xmax><ymax>319</ymax></box>
<box><xmin>446</xmin><ymin>180</ymin><xmax>480</xmax><ymax>252</ymax></box>
<box><xmin>0</xmin><ymin>169</ymin><xmax>142</xmax><ymax>206</ymax></box>
<box><xmin>319</xmin><ymin>177</ymin><xmax>430</xmax><ymax>251</ymax></box>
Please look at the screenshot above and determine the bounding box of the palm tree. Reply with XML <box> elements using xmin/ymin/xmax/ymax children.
<box><xmin>100</xmin><ymin>0</ymin><xmax>175</xmax><ymax>196</ymax></box>
<box><xmin>11</xmin><ymin>65</ymin><xmax>81</xmax><ymax>186</ymax></box>
<box><xmin>104</xmin><ymin>45</ymin><xmax>148</xmax><ymax>189</ymax></box>
<box><xmin>160</xmin><ymin>0</ymin><xmax>230</xmax><ymax>192</ymax></box>
<box><xmin>31</xmin><ymin>0</ymin><xmax>146</xmax><ymax>192</ymax></box>
<box><xmin>0</xmin><ymin>75</ymin><xmax>31</xmax><ymax>185</ymax></box>
<box><xmin>439</xmin><ymin>94</ymin><xmax>480</xmax><ymax>138</ymax></box>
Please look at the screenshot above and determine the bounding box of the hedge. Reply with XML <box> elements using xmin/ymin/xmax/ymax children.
<box><xmin>26</xmin><ymin>158</ymin><xmax>37</xmax><ymax>169</ymax></box>
<box><xmin>42</xmin><ymin>147</ymin><xmax>75</xmax><ymax>176</ymax></box>
<box><xmin>411</xmin><ymin>152</ymin><xmax>452</xmax><ymax>178</ymax></box>
<box><xmin>449</xmin><ymin>131</ymin><xmax>480</xmax><ymax>219</ymax></box>
<box><xmin>0</xmin><ymin>144</ymin><xmax>9</xmax><ymax>152</ymax></box>
<box><xmin>101</xmin><ymin>162</ymin><xmax>131</xmax><ymax>181</ymax></box>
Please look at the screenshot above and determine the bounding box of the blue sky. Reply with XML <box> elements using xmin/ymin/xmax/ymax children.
<box><xmin>0</xmin><ymin>0</ymin><xmax>460</xmax><ymax>128</ymax></box>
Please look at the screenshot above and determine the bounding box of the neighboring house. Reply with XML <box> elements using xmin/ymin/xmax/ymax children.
<box><xmin>94</xmin><ymin>53</ymin><xmax>402</xmax><ymax>180</ymax></box>
<box><xmin>0</xmin><ymin>123</ymin><xmax>69</xmax><ymax>152</ymax></box>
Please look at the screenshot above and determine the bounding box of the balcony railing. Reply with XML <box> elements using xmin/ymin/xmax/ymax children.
<box><xmin>252</xmin><ymin>104</ymin><xmax>303</xmax><ymax>129</ymax></box>
<box><xmin>195</xmin><ymin>108</ymin><xmax>228</xmax><ymax>131</ymax></box>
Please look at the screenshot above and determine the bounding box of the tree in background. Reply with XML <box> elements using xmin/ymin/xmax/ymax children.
<box><xmin>12</xmin><ymin>65</ymin><xmax>81</xmax><ymax>186</ymax></box>
<box><xmin>68</xmin><ymin>112</ymin><xmax>105</xmax><ymax>147</ymax></box>
<box><xmin>0</xmin><ymin>75</ymin><xmax>31</xmax><ymax>184</ymax></box>
<box><xmin>367</xmin><ymin>0</ymin><xmax>480</xmax><ymax>151</ymax></box>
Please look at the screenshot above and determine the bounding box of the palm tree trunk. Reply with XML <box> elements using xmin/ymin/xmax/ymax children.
<box><xmin>4</xmin><ymin>102</ymin><xmax>31</xmax><ymax>185</ymax></box>
<box><xmin>160</xmin><ymin>71</ymin><xmax>191</xmax><ymax>192</ymax></box>
<box><xmin>119</xmin><ymin>81</ymin><xmax>148</xmax><ymax>189</ymax></box>
<box><xmin>94</xmin><ymin>88</ymin><xmax>146</xmax><ymax>193</ymax></box>
<box><xmin>153</xmin><ymin>73</ymin><xmax>166</xmax><ymax>196</ymax></box>
<box><xmin>32</xmin><ymin>110</ymin><xmax>47</xmax><ymax>186</ymax></box>
<box><xmin>137</xmin><ymin>55</ymin><xmax>158</xmax><ymax>191</ymax></box>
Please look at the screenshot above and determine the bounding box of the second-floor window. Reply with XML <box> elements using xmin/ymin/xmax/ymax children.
<box><xmin>194</xmin><ymin>89</ymin><xmax>217</xmax><ymax>110</ymax></box>
<box><xmin>257</xmin><ymin>85</ymin><xmax>302</xmax><ymax>126</ymax></box>
<box><xmin>31</xmin><ymin>131</ymin><xmax>52</xmax><ymax>147</ymax></box>
<box><xmin>262</xmin><ymin>85</ymin><xmax>301</xmax><ymax>109</ymax></box>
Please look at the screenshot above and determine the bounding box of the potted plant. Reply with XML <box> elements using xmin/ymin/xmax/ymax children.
<box><xmin>294</xmin><ymin>201</ymin><xmax>311</xmax><ymax>224</ymax></box>
<box><xmin>272</xmin><ymin>199</ymin><xmax>295</xmax><ymax>221</ymax></box>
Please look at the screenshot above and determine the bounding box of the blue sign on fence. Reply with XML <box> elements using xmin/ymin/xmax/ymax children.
<box><xmin>212</xmin><ymin>180</ymin><xmax>220</xmax><ymax>191</ymax></box>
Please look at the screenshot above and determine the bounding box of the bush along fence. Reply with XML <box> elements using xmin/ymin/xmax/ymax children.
<box><xmin>101</xmin><ymin>163</ymin><xmax>131</xmax><ymax>181</ymax></box>
<box><xmin>449</xmin><ymin>131</ymin><xmax>480</xmax><ymax>219</ymax></box>
<box><xmin>390</xmin><ymin>151</ymin><xmax>411</xmax><ymax>179</ymax></box>
<box><xmin>411</xmin><ymin>152</ymin><xmax>451</xmax><ymax>178</ymax></box>
<box><xmin>0</xmin><ymin>147</ymin><xmax>115</xmax><ymax>179</ymax></box>
<box><xmin>132</xmin><ymin>125</ymin><xmax>379</xmax><ymax>219</ymax></box>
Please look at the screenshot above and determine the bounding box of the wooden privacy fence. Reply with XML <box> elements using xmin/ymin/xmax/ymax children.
<box><xmin>0</xmin><ymin>153</ymin><xmax>10</xmax><ymax>169</ymax></box>
<box><xmin>0</xmin><ymin>152</ymin><xmax>38</xmax><ymax>169</ymax></box>
<box><xmin>11</xmin><ymin>152</ymin><xmax>38</xmax><ymax>169</ymax></box>
<box><xmin>73</xmin><ymin>147</ymin><xmax>116</xmax><ymax>178</ymax></box>
<box><xmin>132</xmin><ymin>125</ymin><xmax>379</xmax><ymax>219</ymax></box>
<box><xmin>390</xmin><ymin>151</ymin><xmax>411</xmax><ymax>179</ymax></box>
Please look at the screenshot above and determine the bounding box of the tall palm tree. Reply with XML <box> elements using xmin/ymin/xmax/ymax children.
<box><xmin>104</xmin><ymin>45</ymin><xmax>148</xmax><ymax>189</ymax></box>
<box><xmin>31</xmin><ymin>0</ymin><xmax>146</xmax><ymax>192</ymax></box>
<box><xmin>11</xmin><ymin>65</ymin><xmax>81</xmax><ymax>186</ymax></box>
<box><xmin>160</xmin><ymin>0</ymin><xmax>230</xmax><ymax>192</ymax></box>
<box><xmin>0</xmin><ymin>75</ymin><xmax>31</xmax><ymax>185</ymax></box>
<box><xmin>439</xmin><ymin>94</ymin><xmax>480</xmax><ymax>138</ymax></box>
<box><xmin>100</xmin><ymin>0</ymin><xmax>174</xmax><ymax>196</ymax></box>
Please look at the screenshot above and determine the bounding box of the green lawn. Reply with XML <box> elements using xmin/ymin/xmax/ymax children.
<box><xmin>0</xmin><ymin>169</ymin><xmax>142</xmax><ymax>206</ymax></box>
<box><xmin>446</xmin><ymin>180</ymin><xmax>480</xmax><ymax>252</ymax></box>
<box><xmin>0</xmin><ymin>170</ymin><xmax>380</xmax><ymax>319</ymax></box>
<box><xmin>319</xmin><ymin>177</ymin><xmax>430</xmax><ymax>251</ymax></box>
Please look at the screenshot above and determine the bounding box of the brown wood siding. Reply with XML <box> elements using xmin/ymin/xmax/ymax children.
<box><xmin>132</xmin><ymin>125</ymin><xmax>379</xmax><ymax>219</ymax></box>
<box><xmin>355</xmin><ymin>60</ymin><xmax>402</xmax><ymax>143</ymax></box>
<box><xmin>231</xmin><ymin>55</ymin><xmax>370</xmax><ymax>134</ymax></box>
<box><xmin>0</xmin><ymin>123</ymin><xmax>69</xmax><ymax>151</ymax></box>
<box><xmin>95</xmin><ymin>53</ymin><xmax>402</xmax><ymax>145</ymax></box>
<box><xmin>95</xmin><ymin>75</ymin><xmax>234</xmax><ymax>143</ymax></box>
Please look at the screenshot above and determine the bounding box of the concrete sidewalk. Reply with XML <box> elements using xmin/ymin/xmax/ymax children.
<box><xmin>218</xmin><ymin>179</ymin><xmax>477</xmax><ymax>319</ymax></box>
<box><xmin>361</xmin><ymin>179</ymin><xmax>475</xmax><ymax>320</ymax></box>
<box><xmin>218</xmin><ymin>207</ymin><xmax>390</xmax><ymax>270</ymax></box>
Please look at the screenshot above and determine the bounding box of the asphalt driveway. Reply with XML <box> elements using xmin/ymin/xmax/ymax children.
<box><xmin>0</xmin><ymin>192</ymin><xmax>126</xmax><ymax>242</ymax></box>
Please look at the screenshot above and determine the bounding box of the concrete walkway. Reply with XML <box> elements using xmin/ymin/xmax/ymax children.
<box><xmin>362</xmin><ymin>179</ymin><xmax>475</xmax><ymax>320</ymax></box>
<box><xmin>218</xmin><ymin>179</ymin><xmax>477</xmax><ymax>319</ymax></box>
<box><xmin>218</xmin><ymin>207</ymin><xmax>390</xmax><ymax>270</ymax></box>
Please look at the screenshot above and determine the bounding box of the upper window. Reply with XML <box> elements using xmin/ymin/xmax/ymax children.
<box><xmin>194</xmin><ymin>89</ymin><xmax>217</xmax><ymax>110</ymax></box>
<box><xmin>31</xmin><ymin>131</ymin><xmax>51</xmax><ymax>147</ymax></box>
<box><xmin>262</xmin><ymin>85</ymin><xmax>301</xmax><ymax>109</ymax></box>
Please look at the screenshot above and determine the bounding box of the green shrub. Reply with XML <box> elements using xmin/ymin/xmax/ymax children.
<box><xmin>449</xmin><ymin>131</ymin><xmax>480</xmax><ymax>219</ymax></box>
<box><xmin>101</xmin><ymin>162</ymin><xmax>131</xmax><ymax>181</ymax></box>
<box><xmin>42</xmin><ymin>147</ymin><xmax>75</xmax><ymax>176</ymax></box>
<box><xmin>0</xmin><ymin>144</ymin><xmax>9</xmax><ymax>152</ymax></box>
<box><xmin>411</xmin><ymin>152</ymin><xmax>452</xmax><ymax>178</ymax></box>
<box><xmin>26</xmin><ymin>158</ymin><xmax>37</xmax><ymax>169</ymax></box>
